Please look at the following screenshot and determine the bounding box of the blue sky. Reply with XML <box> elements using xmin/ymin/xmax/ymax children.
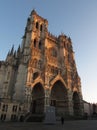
<box><xmin>0</xmin><ymin>0</ymin><xmax>97</xmax><ymax>103</ymax></box>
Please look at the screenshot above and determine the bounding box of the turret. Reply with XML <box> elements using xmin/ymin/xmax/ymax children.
<box><xmin>10</xmin><ymin>45</ymin><xmax>14</xmax><ymax>55</ymax></box>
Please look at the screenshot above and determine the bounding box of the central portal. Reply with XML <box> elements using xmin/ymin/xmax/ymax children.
<box><xmin>50</xmin><ymin>80</ymin><xmax>69</xmax><ymax>116</ymax></box>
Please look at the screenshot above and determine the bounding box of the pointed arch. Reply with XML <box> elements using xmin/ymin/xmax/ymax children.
<box><xmin>36</xmin><ymin>21</ymin><xmax>39</xmax><ymax>29</ymax></box>
<box><xmin>50</xmin><ymin>75</ymin><xmax>68</xmax><ymax>90</ymax></box>
<box><xmin>31</xmin><ymin>82</ymin><xmax>45</xmax><ymax>114</ymax></box>
<box><xmin>50</xmin><ymin>80</ymin><xmax>69</xmax><ymax>116</ymax></box>
<box><xmin>33</xmin><ymin>39</ymin><xmax>37</xmax><ymax>47</ymax></box>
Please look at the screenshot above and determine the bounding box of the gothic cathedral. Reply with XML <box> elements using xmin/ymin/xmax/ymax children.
<box><xmin>0</xmin><ymin>10</ymin><xmax>83</xmax><ymax>121</ymax></box>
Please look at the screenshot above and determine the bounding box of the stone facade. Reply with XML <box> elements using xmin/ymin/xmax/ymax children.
<box><xmin>0</xmin><ymin>10</ymin><xmax>84</xmax><ymax>121</ymax></box>
<box><xmin>83</xmin><ymin>100</ymin><xmax>92</xmax><ymax>116</ymax></box>
<box><xmin>83</xmin><ymin>101</ymin><xmax>97</xmax><ymax>119</ymax></box>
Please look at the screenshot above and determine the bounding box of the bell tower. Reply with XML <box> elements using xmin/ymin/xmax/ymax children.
<box><xmin>25</xmin><ymin>10</ymin><xmax>49</xmax><ymax>114</ymax></box>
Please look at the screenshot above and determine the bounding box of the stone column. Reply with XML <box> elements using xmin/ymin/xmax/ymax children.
<box><xmin>44</xmin><ymin>88</ymin><xmax>50</xmax><ymax>112</ymax></box>
<box><xmin>67</xmin><ymin>90</ymin><xmax>73</xmax><ymax>116</ymax></box>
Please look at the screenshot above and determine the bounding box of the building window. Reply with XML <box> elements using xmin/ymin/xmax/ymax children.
<box><xmin>19</xmin><ymin>107</ymin><xmax>21</xmax><ymax>112</ymax></box>
<box><xmin>36</xmin><ymin>22</ymin><xmax>39</xmax><ymax>29</ymax></box>
<box><xmin>39</xmin><ymin>41</ymin><xmax>42</xmax><ymax>49</ymax></box>
<box><xmin>34</xmin><ymin>39</ymin><xmax>37</xmax><ymax>47</ymax></box>
<box><xmin>12</xmin><ymin>105</ymin><xmax>17</xmax><ymax>112</ymax></box>
<box><xmin>2</xmin><ymin>104</ymin><xmax>8</xmax><ymax>112</ymax></box>
<box><xmin>40</xmin><ymin>24</ymin><xmax>43</xmax><ymax>31</ymax></box>
<box><xmin>33</xmin><ymin>72</ymin><xmax>39</xmax><ymax>80</ymax></box>
<box><xmin>51</xmin><ymin>48</ymin><xmax>57</xmax><ymax>57</ymax></box>
<box><xmin>53</xmin><ymin>50</ymin><xmax>57</xmax><ymax>57</ymax></box>
<box><xmin>1</xmin><ymin>114</ymin><xmax>6</xmax><ymax>121</ymax></box>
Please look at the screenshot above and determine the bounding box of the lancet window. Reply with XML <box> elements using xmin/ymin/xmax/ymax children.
<box><xmin>39</xmin><ymin>41</ymin><xmax>42</xmax><ymax>50</ymax></box>
<box><xmin>34</xmin><ymin>39</ymin><xmax>37</xmax><ymax>47</ymax></box>
<box><xmin>36</xmin><ymin>22</ymin><xmax>39</xmax><ymax>29</ymax></box>
<box><xmin>40</xmin><ymin>24</ymin><xmax>43</xmax><ymax>31</ymax></box>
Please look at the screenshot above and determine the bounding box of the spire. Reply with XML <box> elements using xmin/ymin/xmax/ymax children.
<box><xmin>30</xmin><ymin>9</ymin><xmax>37</xmax><ymax>16</ymax></box>
<box><xmin>10</xmin><ymin>44</ymin><xmax>14</xmax><ymax>55</ymax></box>
<box><xmin>14</xmin><ymin>50</ymin><xmax>16</xmax><ymax>58</ymax></box>
<box><xmin>16</xmin><ymin>44</ymin><xmax>21</xmax><ymax>58</ymax></box>
<box><xmin>17</xmin><ymin>45</ymin><xmax>20</xmax><ymax>53</ymax></box>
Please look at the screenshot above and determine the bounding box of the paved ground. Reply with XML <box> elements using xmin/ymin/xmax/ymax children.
<box><xmin>0</xmin><ymin>120</ymin><xmax>97</xmax><ymax>130</ymax></box>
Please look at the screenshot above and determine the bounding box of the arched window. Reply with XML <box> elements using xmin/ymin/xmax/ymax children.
<box><xmin>36</xmin><ymin>22</ymin><xmax>39</xmax><ymax>29</ymax></box>
<box><xmin>34</xmin><ymin>39</ymin><xmax>36</xmax><ymax>47</ymax></box>
<box><xmin>1</xmin><ymin>114</ymin><xmax>6</xmax><ymax>121</ymax></box>
<box><xmin>2</xmin><ymin>104</ymin><xmax>8</xmax><ymax>112</ymax></box>
<box><xmin>51</xmin><ymin>48</ymin><xmax>57</xmax><ymax>57</ymax></box>
<box><xmin>40</xmin><ymin>24</ymin><xmax>43</xmax><ymax>31</ymax></box>
<box><xmin>33</xmin><ymin>72</ymin><xmax>39</xmax><ymax>80</ymax></box>
<box><xmin>39</xmin><ymin>41</ymin><xmax>42</xmax><ymax>49</ymax></box>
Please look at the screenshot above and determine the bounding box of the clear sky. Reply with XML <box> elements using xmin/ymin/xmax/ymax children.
<box><xmin>0</xmin><ymin>0</ymin><xmax>97</xmax><ymax>103</ymax></box>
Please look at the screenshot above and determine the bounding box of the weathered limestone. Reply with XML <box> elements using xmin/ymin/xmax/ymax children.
<box><xmin>0</xmin><ymin>10</ymin><xmax>84</xmax><ymax>121</ymax></box>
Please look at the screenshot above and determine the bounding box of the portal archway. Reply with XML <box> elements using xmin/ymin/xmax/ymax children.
<box><xmin>50</xmin><ymin>80</ymin><xmax>68</xmax><ymax>116</ymax></box>
<box><xmin>31</xmin><ymin>83</ymin><xmax>45</xmax><ymax>114</ymax></box>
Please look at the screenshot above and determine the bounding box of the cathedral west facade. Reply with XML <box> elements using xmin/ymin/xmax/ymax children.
<box><xmin>0</xmin><ymin>10</ymin><xmax>83</xmax><ymax>121</ymax></box>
